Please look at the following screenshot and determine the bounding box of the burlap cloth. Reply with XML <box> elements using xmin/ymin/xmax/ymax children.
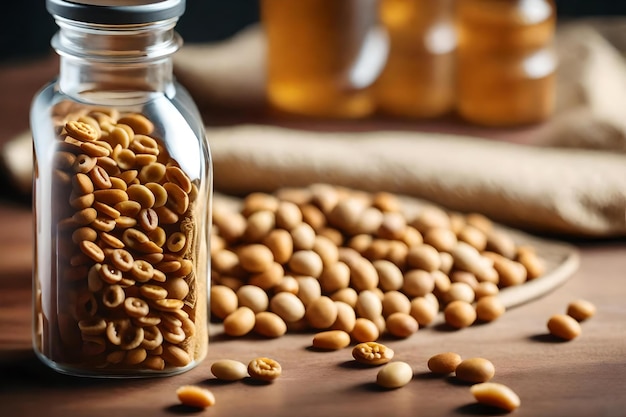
<box><xmin>3</xmin><ymin>21</ymin><xmax>626</xmax><ymax>238</ymax></box>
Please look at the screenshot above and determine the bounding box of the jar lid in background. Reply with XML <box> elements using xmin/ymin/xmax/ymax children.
<box><xmin>46</xmin><ymin>0</ymin><xmax>185</xmax><ymax>24</ymax></box>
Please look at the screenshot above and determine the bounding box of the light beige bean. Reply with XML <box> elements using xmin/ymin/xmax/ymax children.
<box><xmin>236</xmin><ymin>284</ymin><xmax>269</xmax><ymax>314</ymax></box>
<box><xmin>270</xmin><ymin>291</ymin><xmax>306</xmax><ymax>323</ymax></box>
<box><xmin>291</xmin><ymin>223</ymin><xmax>316</xmax><ymax>251</ymax></box>
<box><xmin>312</xmin><ymin>330</ymin><xmax>351</xmax><ymax>350</ymax></box>
<box><xmin>470</xmin><ymin>382</ymin><xmax>521</xmax><ymax>412</ymax></box>
<box><xmin>295</xmin><ymin>276</ymin><xmax>322</xmax><ymax>307</ymax></box>
<box><xmin>547</xmin><ymin>314</ymin><xmax>581</xmax><ymax>340</ymax></box>
<box><xmin>355</xmin><ymin>290</ymin><xmax>383</xmax><ymax>321</ymax></box>
<box><xmin>289</xmin><ymin>250</ymin><xmax>324</xmax><ymax>278</ymax></box>
<box><xmin>428</xmin><ymin>352</ymin><xmax>462</xmax><ymax>374</ymax></box>
<box><xmin>444</xmin><ymin>282</ymin><xmax>475</xmax><ymax>304</ymax></box>
<box><xmin>275</xmin><ymin>200</ymin><xmax>302</xmax><ymax>230</ymax></box>
<box><xmin>376</xmin><ymin>361</ymin><xmax>413</xmax><ymax>389</ymax></box>
<box><xmin>211</xmin><ymin>359</ymin><xmax>248</xmax><ymax>381</ymax></box>
<box><xmin>373</xmin><ymin>259</ymin><xmax>404</xmax><ymax>292</ymax></box>
<box><xmin>567</xmin><ymin>299</ymin><xmax>596</xmax><ymax>322</ymax></box>
<box><xmin>455</xmin><ymin>358</ymin><xmax>495</xmax><ymax>383</ymax></box>
<box><xmin>331</xmin><ymin>301</ymin><xmax>356</xmax><ymax>332</ymax></box>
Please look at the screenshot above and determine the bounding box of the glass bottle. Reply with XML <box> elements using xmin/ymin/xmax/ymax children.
<box><xmin>374</xmin><ymin>0</ymin><xmax>456</xmax><ymax>119</ymax></box>
<box><xmin>30</xmin><ymin>0</ymin><xmax>212</xmax><ymax>377</ymax></box>
<box><xmin>456</xmin><ymin>0</ymin><xmax>557</xmax><ymax>127</ymax></box>
<box><xmin>261</xmin><ymin>0</ymin><xmax>389</xmax><ymax>119</ymax></box>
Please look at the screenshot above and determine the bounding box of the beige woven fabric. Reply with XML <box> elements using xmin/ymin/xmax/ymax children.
<box><xmin>209</xmin><ymin>125</ymin><xmax>626</xmax><ymax>237</ymax></box>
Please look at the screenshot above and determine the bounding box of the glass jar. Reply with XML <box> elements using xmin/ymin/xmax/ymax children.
<box><xmin>261</xmin><ymin>0</ymin><xmax>389</xmax><ymax>119</ymax></box>
<box><xmin>30</xmin><ymin>0</ymin><xmax>212</xmax><ymax>377</ymax></box>
<box><xmin>456</xmin><ymin>0</ymin><xmax>557</xmax><ymax>127</ymax></box>
<box><xmin>374</xmin><ymin>0</ymin><xmax>456</xmax><ymax>119</ymax></box>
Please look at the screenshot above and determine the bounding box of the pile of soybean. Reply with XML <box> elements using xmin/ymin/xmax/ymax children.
<box><xmin>209</xmin><ymin>184</ymin><xmax>545</xmax><ymax>340</ymax></box>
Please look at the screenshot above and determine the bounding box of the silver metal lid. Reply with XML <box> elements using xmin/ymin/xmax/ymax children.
<box><xmin>46</xmin><ymin>0</ymin><xmax>185</xmax><ymax>24</ymax></box>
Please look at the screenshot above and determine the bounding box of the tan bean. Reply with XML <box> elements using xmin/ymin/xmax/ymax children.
<box><xmin>384</xmin><ymin>312</ymin><xmax>417</xmax><ymax>338</ymax></box>
<box><xmin>351</xmin><ymin>318</ymin><xmax>380</xmax><ymax>343</ymax></box>
<box><xmin>262</xmin><ymin>229</ymin><xmax>293</xmax><ymax>264</ymax></box>
<box><xmin>65</xmin><ymin>120</ymin><xmax>99</xmax><ymax>142</ymax></box>
<box><xmin>254</xmin><ymin>311</ymin><xmax>287</xmax><ymax>338</ymax></box>
<box><xmin>248</xmin><ymin>261</ymin><xmax>284</xmax><ymax>290</ymax></box>
<box><xmin>319</xmin><ymin>261</ymin><xmax>350</xmax><ymax>294</ymax></box>
<box><xmin>330</xmin><ymin>287</ymin><xmax>358</xmax><ymax>308</ymax></box>
<box><xmin>117</xmin><ymin>113</ymin><xmax>153</xmax><ymax>135</ymax></box>
<box><xmin>475</xmin><ymin>296</ymin><xmax>505</xmax><ymax>322</ymax></box>
<box><xmin>238</xmin><ymin>244</ymin><xmax>274</xmax><ymax>273</ymax></box>
<box><xmin>444</xmin><ymin>300</ymin><xmax>476</xmax><ymax>329</ymax></box>
<box><xmin>547</xmin><ymin>314</ymin><xmax>581</xmax><ymax>340</ymax></box>
<box><xmin>402</xmin><ymin>269</ymin><xmax>435</xmax><ymax>298</ymax></box>
<box><xmin>455</xmin><ymin>357</ymin><xmax>495</xmax><ymax>383</ymax></box>
<box><xmin>566</xmin><ymin>299</ymin><xmax>596</xmax><ymax>322</ymax></box>
<box><xmin>305</xmin><ymin>296</ymin><xmax>338</xmax><ymax>329</ymax></box>
<box><xmin>223</xmin><ymin>306</ymin><xmax>256</xmax><ymax>337</ymax></box>
<box><xmin>409</xmin><ymin>295</ymin><xmax>439</xmax><ymax>326</ymax></box>
<box><xmin>444</xmin><ymin>282</ymin><xmax>475</xmax><ymax>304</ymax></box>
<box><xmin>312</xmin><ymin>330</ymin><xmax>351</xmax><ymax>350</ymax></box>
<box><xmin>423</xmin><ymin>227</ymin><xmax>457</xmax><ymax>253</ymax></box>
<box><xmin>347</xmin><ymin>256</ymin><xmax>379</xmax><ymax>291</ymax></box>
<box><xmin>312</xmin><ymin>235</ymin><xmax>339</xmax><ymax>267</ymax></box>
<box><xmin>470</xmin><ymin>382</ymin><xmax>521</xmax><ymax>412</ymax></box>
<box><xmin>428</xmin><ymin>352</ymin><xmax>462</xmax><ymax>374</ymax></box>
<box><xmin>176</xmin><ymin>385</ymin><xmax>215</xmax><ymax>409</ymax></box>
<box><xmin>331</xmin><ymin>301</ymin><xmax>356</xmax><ymax>332</ymax></box>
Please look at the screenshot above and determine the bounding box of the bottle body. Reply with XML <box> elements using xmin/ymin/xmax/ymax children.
<box><xmin>261</xmin><ymin>0</ymin><xmax>388</xmax><ymax>119</ymax></box>
<box><xmin>31</xmin><ymin>2</ymin><xmax>211</xmax><ymax>377</ymax></box>
<box><xmin>374</xmin><ymin>0</ymin><xmax>456</xmax><ymax>119</ymax></box>
<box><xmin>456</xmin><ymin>0</ymin><xmax>557</xmax><ymax>126</ymax></box>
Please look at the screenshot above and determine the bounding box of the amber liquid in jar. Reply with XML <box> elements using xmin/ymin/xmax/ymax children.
<box><xmin>375</xmin><ymin>0</ymin><xmax>456</xmax><ymax>119</ymax></box>
<box><xmin>261</xmin><ymin>0</ymin><xmax>388</xmax><ymax>119</ymax></box>
<box><xmin>456</xmin><ymin>0</ymin><xmax>557</xmax><ymax>126</ymax></box>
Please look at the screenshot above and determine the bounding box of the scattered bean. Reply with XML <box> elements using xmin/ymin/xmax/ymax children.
<box><xmin>547</xmin><ymin>314</ymin><xmax>581</xmax><ymax>340</ymax></box>
<box><xmin>176</xmin><ymin>385</ymin><xmax>216</xmax><ymax>409</ymax></box>
<box><xmin>470</xmin><ymin>382</ymin><xmax>521</xmax><ymax>412</ymax></box>
<box><xmin>211</xmin><ymin>359</ymin><xmax>248</xmax><ymax>381</ymax></box>
<box><xmin>427</xmin><ymin>352</ymin><xmax>462</xmax><ymax>374</ymax></box>
<box><xmin>376</xmin><ymin>361</ymin><xmax>413</xmax><ymax>389</ymax></box>
<box><xmin>455</xmin><ymin>358</ymin><xmax>495</xmax><ymax>383</ymax></box>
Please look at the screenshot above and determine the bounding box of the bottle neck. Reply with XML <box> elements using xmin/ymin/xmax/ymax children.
<box><xmin>53</xmin><ymin>17</ymin><xmax>181</xmax><ymax>104</ymax></box>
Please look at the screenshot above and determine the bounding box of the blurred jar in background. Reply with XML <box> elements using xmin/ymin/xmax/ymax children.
<box><xmin>374</xmin><ymin>0</ymin><xmax>456</xmax><ymax>119</ymax></box>
<box><xmin>261</xmin><ymin>0</ymin><xmax>388</xmax><ymax>119</ymax></box>
<box><xmin>456</xmin><ymin>0</ymin><xmax>557</xmax><ymax>127</ymax></box>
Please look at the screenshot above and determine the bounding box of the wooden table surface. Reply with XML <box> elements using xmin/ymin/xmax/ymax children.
<box><xmin>1</xmin><ymin>55</ymin><xmax>626</xmax><ymax>417</ymax></box>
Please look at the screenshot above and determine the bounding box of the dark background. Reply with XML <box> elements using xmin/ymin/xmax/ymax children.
<box><xmin>1</xmin><ymin>0</ymin><xmax>625</xmax><ymax>64</ymax></box>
